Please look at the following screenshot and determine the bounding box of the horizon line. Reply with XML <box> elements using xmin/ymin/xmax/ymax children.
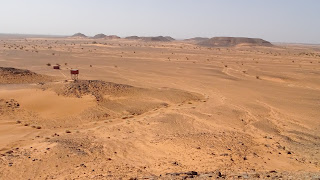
<box><xmin>1</xmin><ymin>32</ymin><xmax>319</xmax><ymax>45</ymax></box>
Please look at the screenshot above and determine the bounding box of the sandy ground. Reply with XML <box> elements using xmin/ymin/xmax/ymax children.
<box><xmin>0</xmin><ymin>37</ymin><xmax>320</xmax><ymax>179</ymax></box>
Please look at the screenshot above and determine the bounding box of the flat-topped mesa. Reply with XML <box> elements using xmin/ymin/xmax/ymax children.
<box><xmin>198</xmin><ymin>37</ymin><xmax>273</xmax><ymax>47</ymax></box>
<box><xmin>71</xmin><ymin>33</ymin><xmax>87</xmax><ymax>38</ymax></box>
<box><xmin>105</xmin><ymin>35</ymin><xmax>120</xmax><ymax>39</ymax></box>
<box><xmin>184</xmin><ymin>37</ymin><xmax>210</xmax><ymax>42</ymax></box>
<box><xmin>93</xmin><ymin>34</ymin><xmax>120</xmax><ymax>39</ymax></box>
<box><xmin>125</xmin><ymin>36</ymin><xmax>141</xmax><ymax>40</ymax></box>
<box><xmin>125</xmin><ymin>36</ymin><xmax>175</xmax><ymax>42</ymax></box>
<box><xmin>144</xmin><ymin>36</ymin><xmax>173</xmax><ymax>42</ymax></box>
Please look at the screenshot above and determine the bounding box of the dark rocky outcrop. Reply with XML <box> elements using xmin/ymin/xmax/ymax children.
<box><xmin>105</xmin><ymin>35</ymin><xmax>120</xmax><ymax>39</ymax></box>
<box><xmin>93</xmin><ymin>33</ymin><xmax>107</xmax><ymax>39</ymax></box>
<box><xmin>198</xmin><ymin>37</ymin><xmax>273</xmax><ymax>47</ymax></box>
<box><xmin>71</xmin><ymin>33</ymin><xmax>87</xmax><ymax>38</ymax></box>
<box><xmin>125</xmin><ymin>36</ymin><xmax>141</xmax><ymax>40</ymax></box>
<box><xmin>125</xmin><ymin>36</ymin><xmax>174</xmax><ymax>42</ymax></box>
<box><xmin>0</xmin><ymin>67</ymin><xmax>53</xmax><ymax>84</ymax></box>
<box><xmin>185</xmin><ymin>37</ymin><xmax>210</xmax><ymax>42</ymax></box>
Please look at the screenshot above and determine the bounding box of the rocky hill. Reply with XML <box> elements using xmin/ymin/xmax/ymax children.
<box><xmin>125</xmin><ymin>36</ymin><xmax>141</xmax><ymax>40</ymax></box>
<box><xmin>0</xmin><ymin>67</ymin><xmax>53</xmax><ymax>84</ymax></box>
<box><xmin>198</xmin><ymin>37</ymin><xmax>273</xmax><ymax>47</ymax></box>
<box><xmin>93</xmin><ymin>34</ymin><xmax>120</xmax><ymax>39</ymax></box>
<box><xmin>105</xmin><ymin>35</ymin><xmax>120</xmax><ymax>39</ymax></box>
<box><xmin>125</xmin><ymin>36</ymin><xmax>174</xmax><ymax>42</ymax></box>
<box><xmin>93</xmin><ymin>33</ymin><xmax>106</xmax><ymax>39</ymax></box>
<box><xmin>71</xmin><ymin>33</ymin><xmax>87</xmax><ymax>38</ymax></box>
<box><xmin>164</xmin><ymin>36</ymin><xmax>175</xmax><ymax>41</ymax></box>
<box><xmin>185</xmin><ymin>37</ymin><xmax>210</xmax><ymax>42</ymax></box>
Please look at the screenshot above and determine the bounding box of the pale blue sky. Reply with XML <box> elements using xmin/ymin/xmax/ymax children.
<box><xmin>1</xmin><ymin>0</ymin><xmax>319</xmax><ymax>43</ymax></box>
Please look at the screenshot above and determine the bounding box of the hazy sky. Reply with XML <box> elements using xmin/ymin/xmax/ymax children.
<box><xmin>1</xmin><ymin>0</ymin><xmax>320</xmax><ymax>43</ymax></box>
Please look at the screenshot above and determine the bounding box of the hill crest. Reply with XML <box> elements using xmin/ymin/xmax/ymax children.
<box><xmin>198</xmin><ymin>37</ymin><xmax>273</xmax><ymax>47</ymax></box>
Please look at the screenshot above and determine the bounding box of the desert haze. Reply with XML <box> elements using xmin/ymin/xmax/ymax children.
<box><xmin>0</xmin><ymin>34</ymin><xmax>319</xmax><ymax>179</ymax></box>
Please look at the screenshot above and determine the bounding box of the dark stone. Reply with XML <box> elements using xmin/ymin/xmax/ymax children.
<box><xmin>172</xmin><ymin>161</ymin><xmax>179</xmax><ymax>166</ymax></box>
<box><xmin>6</xmin><ymin>150</ymin><xmax>13</xmax><ymax>154</ymax></box>
<box><xmin>186</xmin><ymin>171</ymin><xmax>198</xmax><ymax>176</ymax></box>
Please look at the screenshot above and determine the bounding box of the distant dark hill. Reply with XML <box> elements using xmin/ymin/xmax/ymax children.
<box><xmin>125</xmin><ymin>36</ymin><xmax>141</xmax><ymax>40</ymax></box>
<box><xmin>185</xmin><ymin>37</ymin><xmax>210</xmax><ymax>42</ymax></box>
<box><xmin>71</xmin><ymin>33</ymin><xmax>87</xmax><ymax>38</ymax></box>
<box><xmin>144</xmin><ymin>36</ymin><xmax>172</xmax><ymax>42</ymax></box>
<box><xmin>198</xmin><ymin>37</ymin><xmax>273</xmax><ymax>47</ymax></box>
<box><xmin>93</xmin><ymin>33</ymin><xmax>107</xmax><ymax>39</ymax></box>
<box><xmin>92</xmin><ymin>34</ymin><xmax>120</xmax><ymax>39</ymax></box>
<box><xmin>165</xmin><ymin>36</ymin><xmax>175</xmax><ymax>41</ymax></box>
<box><xmin>125</xmin><ymin>36</ymin><xmax>174</xmax><ymax>42</ymax></box>
<box><xmin>105</xmin><ymin>35</ymin><xmax>120</xmax><ymax>39</ymax></box>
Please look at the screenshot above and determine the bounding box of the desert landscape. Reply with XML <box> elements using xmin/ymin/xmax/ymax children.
<box><xmin>0</xmin><ymin>33</ymin><xmax>319</xmax><ymax>179</ymax></box>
